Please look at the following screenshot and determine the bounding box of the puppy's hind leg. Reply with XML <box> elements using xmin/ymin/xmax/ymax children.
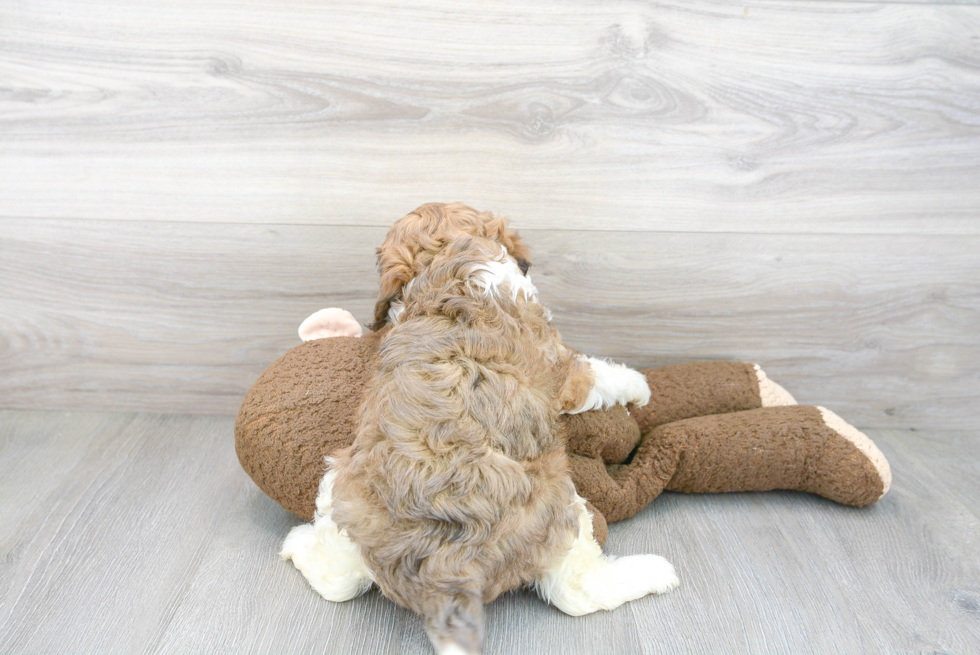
<box><xmin>280</xmin><ymin>468</ymin><xmax>374</xmax><ymax>602</ymax></box>
<box><xmin>535</xmin><ymin>495</ymin><xmax>678</xmax><ymax>616</ymax></box>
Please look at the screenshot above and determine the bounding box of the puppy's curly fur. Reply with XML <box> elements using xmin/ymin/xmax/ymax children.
<box><xmin>334</xmin><ymin>233</ymin><xmax>592</xmax><ymax>652</ymax></box>
<box><xmin>370</xmin><ymin>202</ymin><xmax>531</xmax><ymax>332</ymax></box>
<box><xmin>283</xmin><ymin>204</ymin><xmax>675</xmax><ymax>655</ymax></box>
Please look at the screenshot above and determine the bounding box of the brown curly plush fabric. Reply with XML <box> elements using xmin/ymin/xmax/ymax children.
<box><xmin>236</xmin><ymin>336</ymin><xmax>890</xmax><ymax>547</ymax></box>
<box><xmin>660</xmin><ymin>406</ymin><xmax>886</xmax><ymax>506</ymax></box>
<box><xmin>568</xmin><ymin>405</ymin><xmax>888</xmax><ymax>524</ymax></box>
<box><xmin>235</xmin><ymin>331</ymin><xmax>385</xmax><ymax>520</ymax></box>
<box><xmin>563</xmin><ymin>405</ymin><xmax>641</xmax><ymax>465</ymax></box>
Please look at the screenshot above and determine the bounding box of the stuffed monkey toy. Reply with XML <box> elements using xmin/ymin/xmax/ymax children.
<box><xmin>235</xmin><ymin>309</ymin><xmax>891</xmax><ymax>546</ymax></box>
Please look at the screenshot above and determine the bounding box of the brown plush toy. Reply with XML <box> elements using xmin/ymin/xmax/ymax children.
<box><xmin>236</xmin><ymin>309</ymin><xmax>891</xmax><ymax>546</ymax></box>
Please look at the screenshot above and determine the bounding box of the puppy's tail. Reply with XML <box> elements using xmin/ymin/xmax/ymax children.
<box><xmin>422</xmin><ymin>590</ymin><xmax>484</xmax><ymax>655</ymax></box>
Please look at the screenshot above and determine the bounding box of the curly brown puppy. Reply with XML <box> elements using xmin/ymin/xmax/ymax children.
<box><xmin>282</xmin><ymin>206</ymin><xmax>676</xmax><ymax>655</ymax></box>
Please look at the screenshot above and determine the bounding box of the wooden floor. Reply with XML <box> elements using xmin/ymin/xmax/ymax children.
<box><xmin>1</xmin><ymin>408</ymin><xmax>977</xmax><ymax>654</ymax></box>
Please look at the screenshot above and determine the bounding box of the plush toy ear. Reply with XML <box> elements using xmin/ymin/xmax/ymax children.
<box><xmin>299</xmin><ymin>308</ymin><xmax>363</xmax><ymax>341</ymax></box>
<box><xmin>370</xmin><ymin>244</ymin><xmax>415</xmax><ymax>331</ymax></box>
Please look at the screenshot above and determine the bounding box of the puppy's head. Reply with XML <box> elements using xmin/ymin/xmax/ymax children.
<box><xmin>370</xmin><ymin>203</ymin><xmax>531</xmax><ymax>331</ymax></box>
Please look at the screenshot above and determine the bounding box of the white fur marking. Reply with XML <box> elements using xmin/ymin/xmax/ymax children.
<box><xmin>817</xmin><ymin>406</ymin><xmax>892</xmax><ymax>496</ymax></box>
<box><xmin>387</xmin><ymin>299</ymin><xmax>405</xmax><ymax>325</ymax></box>
<box><xmin>535</xmin><ymin>495</ymin><xmax>678</xmax><ymax>616</ymax></box>
<box><xmin>569</xmin><ymin>356</ymin><xmax>651</xmax><ymax>414</ymax></box>
<box><xmin>753</xmin><ymin>364</ymin><xmax>797</xmax><ymax>407</ymax></box>
<box><xmin>280</xmin><ymin>466</ymin><xmax>375</xmax><ymax>602</ymax></box>
<box><xmin>387</xmin><ymin>279</ymin><xmax>414</xmax><ymax>325</ymax></box>
<box><xmin>470</xmin><ymin>246</ymin><xmax>538</xmax><ymax>302</ymax></box>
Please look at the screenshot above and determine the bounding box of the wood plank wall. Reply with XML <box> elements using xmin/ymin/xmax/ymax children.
<box><xmin>1</xmin><ymin>0</ymin><xmax>978</xmax><ymax>429</ymax></box>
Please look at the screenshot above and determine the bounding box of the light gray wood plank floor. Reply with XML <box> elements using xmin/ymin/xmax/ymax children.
<box><xmin>1</xmin><ymin>409</ymin><xmax>977</xmax><ymax>654</ymax></box>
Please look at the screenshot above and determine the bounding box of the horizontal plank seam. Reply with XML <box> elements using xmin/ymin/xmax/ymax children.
<box><xmin>3</xmin><ymin>215</ymin><xmax>979</xmax><ymax>238</ymax></box>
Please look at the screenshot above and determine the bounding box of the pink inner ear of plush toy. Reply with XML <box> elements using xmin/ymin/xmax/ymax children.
<box><xmin>298</xmin><ymin>308</ymin><xmax>363</xmax><ymax>341</ymax></box>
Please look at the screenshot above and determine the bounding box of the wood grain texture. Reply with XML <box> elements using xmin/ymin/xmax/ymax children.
<box><xmin>2</xmin><ymin>218</ymin><xmax>976</xmax><ymax>429</ymax></box>
<box><xmin>1</xmin><ymin>0</ymin><xmax>979</xmax><ymax>233</ymax></box>
<box><xmin>1</xmin><ymin>409</ymin><xmax>978</xmax><ymax>653</ymax></box>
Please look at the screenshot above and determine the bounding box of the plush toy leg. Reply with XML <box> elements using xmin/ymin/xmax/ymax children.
<box><xmin>573</xmin><ymin>404</ymin><xmax>891</xmax><ymax>524</ymax></box>
<box><xmin>662</xmin><ymin>405</ymin><xmax>891</xmax><ymax>506</ymax></box>
<box><xmin>281</xmin><ymin>469</ymin><xmax>374</xmax><ymax>602</ymax></box>
<box><xmin>632</xmin><ymin>361</ymin><xmax>796</xmax><ymax>434</ymax></box>
<box><xmin>534</xmin><ymin>495</ymin><xmax>678</xmax><ymax>616</ymax></box>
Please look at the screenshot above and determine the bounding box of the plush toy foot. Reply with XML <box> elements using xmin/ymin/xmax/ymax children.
<box><xmin>806</xmin><ymin>406</ymin><xmax>892</xmax><ymax>504</ymax></box>
<box><xmin>298</xmin><ymin>308</ymin><xmax>363</xmax><ymax>341</ymax></box>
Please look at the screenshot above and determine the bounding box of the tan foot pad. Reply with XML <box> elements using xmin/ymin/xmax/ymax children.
<box><xmin>754</xmin><ymin>364</ymin><xmax>797</xmax><ymax>407</ymax></box>
<box><xmin>813</xmin><ymin>406</ymin><xmax>892</xmax><ymax>503</ymax></box>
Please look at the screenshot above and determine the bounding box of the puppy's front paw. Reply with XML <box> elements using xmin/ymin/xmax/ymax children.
<box><xmin>618</xmin><ymin>367</ymin><xmax>651</xmax><ymax>408</ymax></box>
<box><xmin>577</xmin><ymin>358</ymin><xmax>653</xmax><ymax>413</ymax></box>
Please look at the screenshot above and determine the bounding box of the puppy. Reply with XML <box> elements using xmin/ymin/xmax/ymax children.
<box><xmin>282</xmin><ymin>204</ymin><xmax>678</xmax><ymax>655</ymax></box>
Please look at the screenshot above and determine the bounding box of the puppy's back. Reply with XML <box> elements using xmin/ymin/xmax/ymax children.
<box><xmin>331</xmin><ymin>238</ymin><xmax>578</xmax><ymax>654</ymax></box>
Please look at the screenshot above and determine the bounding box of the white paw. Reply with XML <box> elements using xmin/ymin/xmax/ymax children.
<box><xmin>617</xmin><ymin>367</ymin><xmax>652</xmax><ymax>407</ymax></box>
<box><xmin>536</xmin><ymin>496</ymin><xmax>678</xmax><ymax>616</ymax></box>
<box><xmin>281</xmin><ymin>522</ymin><xmax>374</xmax><ymax>602</ymax></box>
<box><xmin>281</xmin><ymin>523</ymin><xmax>319</xmax><ymax>567</ymax></box>
<box><xmin>576</xmin><ymin>357</ymin><xmax>651</xmax><ymax>412</ymax></box>
<box><xmin>616</xmin><ymin>554</ymin><xmax>680</xmax><ymax>596</ymax></box>
<box><xmin>568</xmin><ymin>553</ymin><xmax>678</xmax><ymax>613</ymax></box>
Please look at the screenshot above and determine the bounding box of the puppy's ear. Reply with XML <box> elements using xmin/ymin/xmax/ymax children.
<box><xmin>370</xmin><ymin>244</ymin><xmax>413</xmax><ymax>331</ymax></box>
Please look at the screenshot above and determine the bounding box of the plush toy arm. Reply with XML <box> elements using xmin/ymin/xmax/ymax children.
<box><xmin>632</xmin><ymin>361</ymin><xmax>796</xmax><ymax>434</ymax></box>
<box><xmin>563</xmin><ymin>405</ymin><xmax>643</xmax><ymax>465</ymax></box>
<box><xmin>568</xmin><ymin>433</ymin><xmax>681</xmax><ymax>526</ymax></box>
